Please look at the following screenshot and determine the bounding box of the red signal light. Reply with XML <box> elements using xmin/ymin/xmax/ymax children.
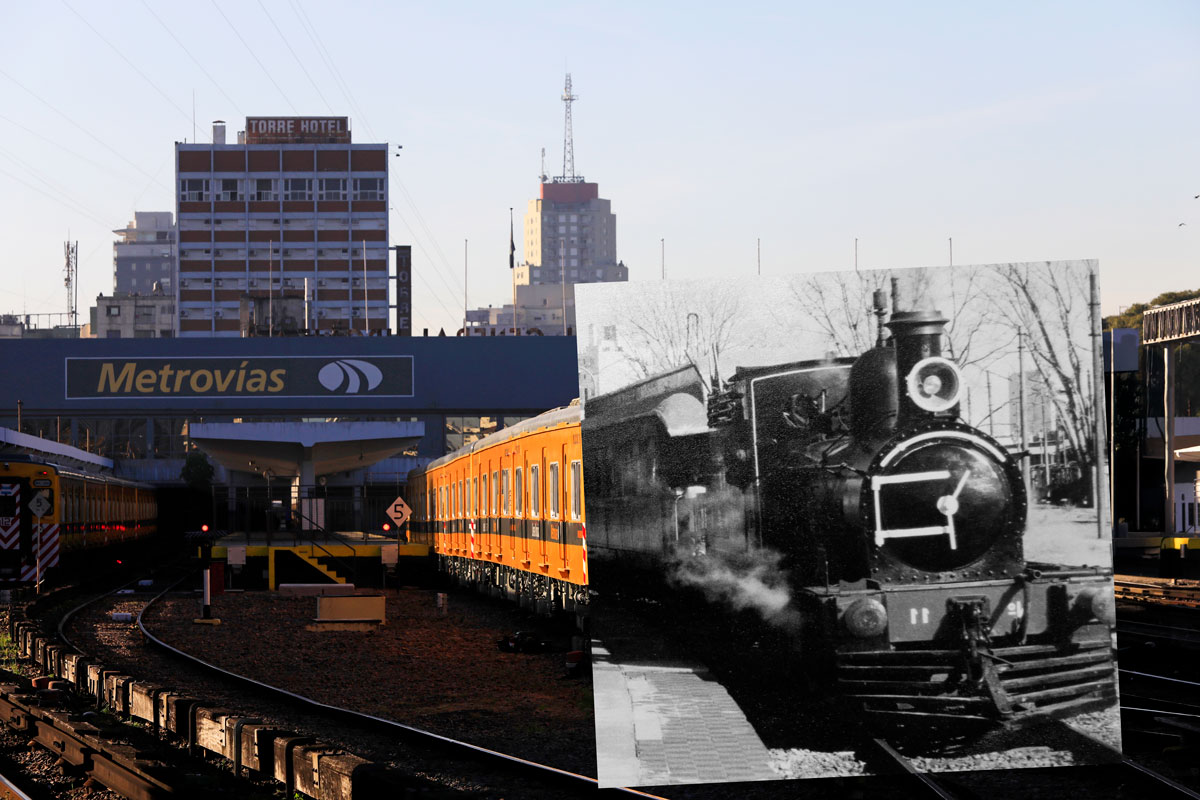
<box><xmin>201</xmin><ymin>524</ymin><xmax>209</xmax><ymax>533</ymax></box>
<box><xmin>382</xmin><ymin>523</ymin><xmax>391</xmax><ymax>532</ymax></box>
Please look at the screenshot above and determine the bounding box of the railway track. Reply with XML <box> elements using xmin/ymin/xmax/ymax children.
<box><xmin>12</xmin><ymin>570</ymin><xmax>658</xmax><ymax>800</ymax></box>
<box><xmin>1115</xmin><ymin>576</ymin><xmax>1200</xmax><ymax>608</ymax></box>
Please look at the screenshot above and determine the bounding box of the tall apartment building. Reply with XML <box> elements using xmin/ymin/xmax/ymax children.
<box><xmin>514</xmin><ymin>181</ymin><xmax>627</xmax><ymax>287</ymax></box>
<box><xmin>175</xmin><ymin>117</ymin><xmax>389</xmax><ymax>337</ymax></box>
<box><xmin>113</xmin><ymin>211</ymin><xmax>176</xmax><ymax>295</ymax></box>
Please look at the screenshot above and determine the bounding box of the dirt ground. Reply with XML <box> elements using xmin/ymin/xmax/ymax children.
<box><xmin>144</xmin><ymin>586</ymin><xmax>596</xmax><ymax>775</ymax></box>
<box><xmin>1024</xmin><ymin>503</ymin><xmax>1112</xmax><ymax>567</ymax></box>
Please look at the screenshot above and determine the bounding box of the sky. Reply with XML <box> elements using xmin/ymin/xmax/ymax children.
<box><xmin>2</xmin><ymin>2</ymin><xmax>1197</xmax><ymax>337</ymax></box>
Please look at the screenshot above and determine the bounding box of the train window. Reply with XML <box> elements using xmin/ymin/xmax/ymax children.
<box><xmin>492</xmin><ymin>471</ymin><xmax>499</xmax><ymax>517</ymax></box>
<box><xmin>571</xmin><ymin>461</ymin><xmax>582</xmax><ymax>520</ymax></box>
<box><xmin>549</xmin><ymin>463</ymin><xmax>560</xmax><ymax>519</ymax></box>
<box><xmin>514</xmin><ymin>468</ymin><xmax>523</xmax><ymax>515</ymax></box>
<box><xmin>482</xmin><ymin>473</ymin><xmax>489</xmax><ymax>516</ymax></box>
<box><xmin>502</xmin><ymin>469</ymin><xmax>510</xmax><ymax>515</ymax></box>
<box><xmin>468</xmin><ymin>477</ymin><xmax>474</xmax><ymax>516</ymax></box>
<box><xmin>530</xmin><ymin>465</ymin><xmax>541</xmax><ymax>516</ymax></box>
<box><xmin>453</xmin><ymin>481</ymin><xmax>459</xmax><ymax>517</ymax></box>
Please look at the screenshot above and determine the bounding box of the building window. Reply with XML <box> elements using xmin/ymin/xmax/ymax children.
<box><xmin>318</xmin><ymin>178</ymin><xmax>346</xmax><ymax>201</ymax></box>
<box><xmin>353</xmin><ymin>177</ymin><xmax>384</xmax><ymax>201</ymax></box>
<box><xmin>106</xmin><ymin>330</ymin><xmax>121</xmax><ymax>338</ymax></box>
<box><xmin>284</xmin><ymin>178</ymin><xmax>312</xmax><ymax>201</ymax></box>
<box><xmin>106</xmin><ymin>306</ymin><xmax>120</xmax><ymax>316</ymax></box>
<box><xmin>217</xmin><ymin>179</ymin><xmax>242</xmax><ymax>202</ymax></box>
<box><xmin>254</xmin><ymin>179</ymin><xmax>277</xmax><ymax>202</ymax></box>
<box><xmin>180</xmin><ymin>179</ymin><xmax>209</xmax><ymax>202</ymax></box>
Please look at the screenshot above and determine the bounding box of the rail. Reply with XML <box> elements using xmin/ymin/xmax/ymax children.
<box><xmin>133</xmin><ymin>582</ymin><xmax>656</xmax><ymax>798</ymax></box>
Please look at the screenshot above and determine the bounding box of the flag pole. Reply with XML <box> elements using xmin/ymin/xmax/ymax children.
<box><xmin>510</xmin><ymin>208</ymin><xmax>518</xmax><ymax>335</ymax></box>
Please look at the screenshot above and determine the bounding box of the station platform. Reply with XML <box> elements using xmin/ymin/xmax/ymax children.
<box><xmin>593</xmin><ymin>641</ymin><xmax>777</xmax><ymax>788</ymax></box>
<box><xmin>1114</xmin><ymin>535</ymin><xmax>1200</xmax><ymax>552</ymax></box>
<box><xmin>202</xmin><ymin>531</ymin><xmax>430</xmax><ymax>589</ymax></box>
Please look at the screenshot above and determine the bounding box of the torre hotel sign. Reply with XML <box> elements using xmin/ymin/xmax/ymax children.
<box><xmin>243</xmin><ymin>116</ymin><xmax>351</xmax><ymax>144</ymax></box>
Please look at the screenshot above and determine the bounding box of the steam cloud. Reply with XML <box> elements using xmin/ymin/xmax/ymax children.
<box><xmin>670</xmin><ymin>549</ymin><xmax>803</xmax><ymax>633</ymax></box>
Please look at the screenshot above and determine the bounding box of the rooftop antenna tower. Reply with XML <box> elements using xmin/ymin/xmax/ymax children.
<box><xmin>63</xmin><ymin>239</ymin><xmax>78</xmax><ymax>329</ymax></box>
<box><xmin>556</xmin><ymin>74</ymin><xmax>583</xmax><ymax>183</ymax></box>
<box><xmin>539</xmin><ymin>147</ymin><xmax>547</xmax><ymax>184</ymax></box>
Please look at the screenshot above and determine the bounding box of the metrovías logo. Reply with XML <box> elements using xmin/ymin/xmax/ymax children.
<box><xmin>317</xmin><ymin>359</ymin><xmax>384</xmax><ymax>394</ymax></box>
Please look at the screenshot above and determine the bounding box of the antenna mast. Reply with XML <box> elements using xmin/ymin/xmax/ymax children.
<box><xmin>558</xmin><ymin>74</ymin><xmax>582</xmax><ymax>183</ymax></box>
<box><xmin>63</xmin><ymin>239</ymin><xmax>78</xmax><ymax>329</ymax></box>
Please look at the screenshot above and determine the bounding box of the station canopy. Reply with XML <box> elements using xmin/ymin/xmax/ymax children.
<box><xmin>189</xmin><ymin>421</ymin><xmax>424</xmax><ymax>479</ymax></box>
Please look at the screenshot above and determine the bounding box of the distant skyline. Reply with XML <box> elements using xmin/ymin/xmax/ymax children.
<box><xmin>2</xmin><ymin>2</ymin><xmax>1197</xmax><ymax>336</ymax></box>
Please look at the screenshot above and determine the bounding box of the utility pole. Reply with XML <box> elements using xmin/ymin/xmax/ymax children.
<box><xmin>1018</xmin><ymin>329</ymin><xmax>1029</xmax><ymax>498</ymax></box>
<box><xmin>1089</xmin><ymin>269</ymin><xmax>1109</xmax><ymax>539</ymax></box>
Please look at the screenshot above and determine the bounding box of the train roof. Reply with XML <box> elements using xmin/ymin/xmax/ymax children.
<box><xmin>0</xmin><ymin>455</ymin><xmax>154</xmax><ymax>490</ymax></box>
<box><xmin>728</xmin><ymin>356</ymin><xmax>856</xmax><ymax>382</ymax></box>
<box><xmin>415</xmin><ymin>402</ymin><xmax>581</xmax><ymax>474</ymax></box>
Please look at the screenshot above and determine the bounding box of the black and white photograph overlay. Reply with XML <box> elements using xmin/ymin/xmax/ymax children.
<box><xmin>577</xmin><ymin>261</ymin><xmax>1119</xmax><ymax>789</ymax></box>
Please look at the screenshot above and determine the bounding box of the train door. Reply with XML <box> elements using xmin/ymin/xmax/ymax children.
<box><xmin>500</xmin><ymin>458</ymin><xmax>510</xmax><ymax>559</ymax></box>
<box><xmin>491</xmin><ymin>466</ymin><xmax>500</xmax><ymax>559</ymax></box>
<box><xmin>529</xmin><ymin>460</ymin><xmax>542</xmax><ymax>565</ymax></box>
<box><xmin>513</xmin><ymin>455</ymin><xmax>524</xmax><ymax>565</ymax></box>
<box><xmin>554</xmin><ymin>442</ymin><xmax>568</xmax><ymax>569</ymax></box>
<box><xmin>569</xmin><ymin>454</ymin><xmax>583</xmax><ymax>578</ymax></box>
<box><xmin>542</xmin><ymin>448</ymin><xmax>549</xmax><ymax>566</ymax></box>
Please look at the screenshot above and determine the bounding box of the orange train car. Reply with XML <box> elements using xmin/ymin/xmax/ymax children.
<box><xmin>0</xmin><ymin>456</ymin><xmax>157</xmax><ymax>586</ymax></box>
<box><xmin>407</xmin><ymin>403</ymin><xmax>587</xmax><ymax>613</ymax></box>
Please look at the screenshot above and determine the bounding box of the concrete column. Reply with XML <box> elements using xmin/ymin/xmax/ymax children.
<box><xmin>297</xmin><ymin>446</ymin><xmax>316</xmax><ymax>532</ymax></box>
<box><xmin>353</xmin><ymin>485</ymin><xmax>363</xmax><ymax>533</ymax></box>
<box><xmin>1165</xmin><ymin>343</ymin><xmax>1176</xmax><ymax>534</ymax></box>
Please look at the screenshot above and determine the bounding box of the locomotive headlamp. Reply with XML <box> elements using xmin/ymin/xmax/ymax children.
<box><xmin>1073</xmin><ymin>586</ymin><xmax>1115</xmax><ymax>625</ymax></box>
<box><xmin>905</xmin><ymin>357</ymin><xmax>963</xmax><ymax>413</ymax></box>
<box><xmin>843</xmin><ymin>597</ymin><xmax>888</xmax><ymax>638</ymax></box>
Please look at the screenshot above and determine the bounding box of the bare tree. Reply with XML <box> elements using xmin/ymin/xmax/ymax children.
<box><xmin>782</xmin><ymin>267</ymin><xmax>1003</xmax><ymax>372</ymax></box>
<box><xmin>781</xmin><ymin>270</ymin><xmax>889</xmax><ymax>357</ymax></box>
<box><xmin>991</xmin><ymin>262</ymin><xmax>1098</xmax><ymax>482</ymax></box>
<box><xmin>606</xmin><ymin>283</ymin><xmax>748</xmax><ymax>382</ymax></box>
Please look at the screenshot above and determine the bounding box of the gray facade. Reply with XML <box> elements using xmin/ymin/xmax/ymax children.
<box><xmin>113</xmin><ymin>212</ymin><xmax>176</xmax><ymax>296</ymax></box>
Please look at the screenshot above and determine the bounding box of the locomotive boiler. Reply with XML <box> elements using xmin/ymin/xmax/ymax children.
<box><xmin>585</xmin><ymin>300</ymin><xmax>1116</xmax><ymax>727</ymax></box>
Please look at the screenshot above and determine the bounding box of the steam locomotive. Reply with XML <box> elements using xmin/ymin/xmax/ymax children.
<box><xmin>583</xmin><ymin>302</ymin><xmax>1116</xmax><ymax>726</ymax></box>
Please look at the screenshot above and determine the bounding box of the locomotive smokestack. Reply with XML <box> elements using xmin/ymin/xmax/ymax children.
<box><xmin>886</xmin><ymin>310</ymin><xmax>961</xmax><ymax>423</ymax></box>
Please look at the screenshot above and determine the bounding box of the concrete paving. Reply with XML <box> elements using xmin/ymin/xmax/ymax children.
<box><xmin>593</xmin><ymin>641</ymin><xmax>777</xmax><ymax>788</ymax></box>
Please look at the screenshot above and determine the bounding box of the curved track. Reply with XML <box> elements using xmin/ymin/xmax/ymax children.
<box><xmin>56</xmin><ymin>576</ymin><xmax>655</xmax><ymax>799</ymax></box>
